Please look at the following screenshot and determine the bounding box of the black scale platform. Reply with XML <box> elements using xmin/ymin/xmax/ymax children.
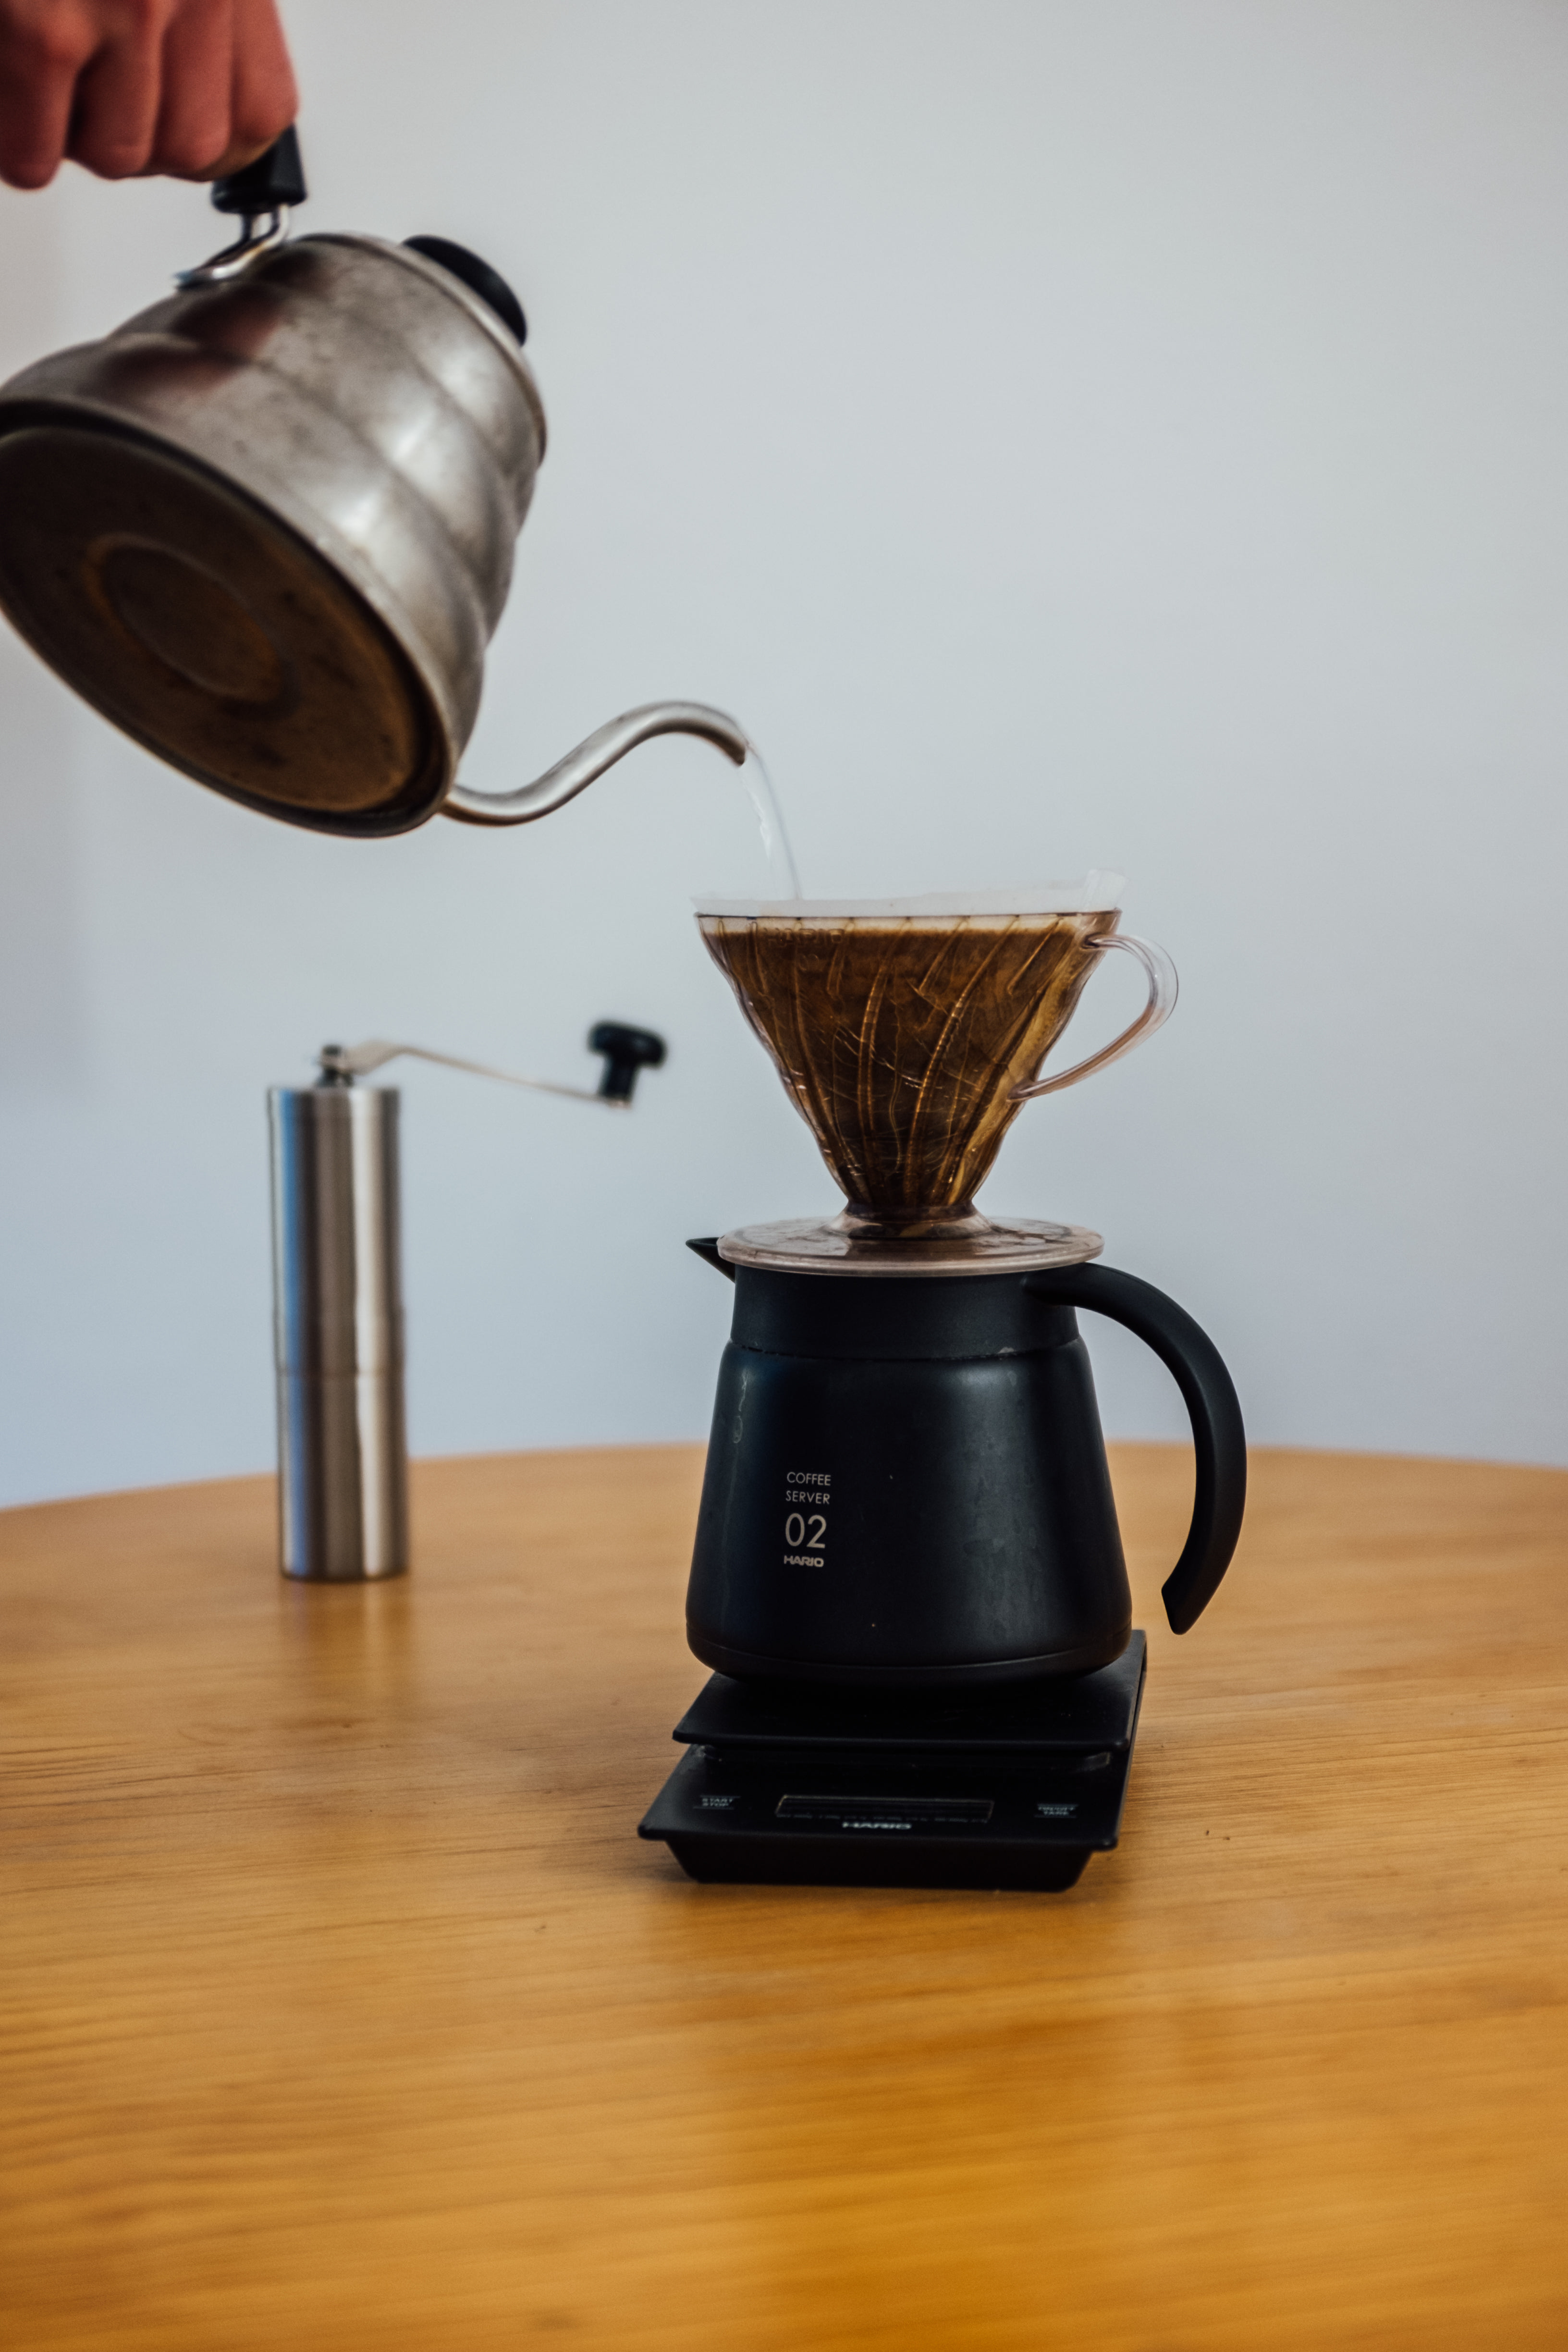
<box><xmin>638</xmin><ymin>1631</ymin><xmax>1145</xmax><ymax>1892</ymax></box>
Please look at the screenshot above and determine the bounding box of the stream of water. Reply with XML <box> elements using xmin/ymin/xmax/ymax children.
<box><xmin>737</xmin><ymin>738</ymin><xmax>803</xmax><ymax>900</ymax></box>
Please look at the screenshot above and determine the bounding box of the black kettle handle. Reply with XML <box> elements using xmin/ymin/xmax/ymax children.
<box><xmin>211</xmin><ymin>126</ymin><xmax>307</xmax><ymax>216</ymax></box>
<box><xmin>1024</xmin><ymin>1262</ymin><xmax>1246</xmax><ymax>1633</ymax></box>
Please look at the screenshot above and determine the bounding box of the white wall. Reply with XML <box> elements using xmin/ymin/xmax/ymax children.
<box><xmin>2</xmin><ymin>0</ymin><xmax>1566</xmax><ymax>1506</ymax></box>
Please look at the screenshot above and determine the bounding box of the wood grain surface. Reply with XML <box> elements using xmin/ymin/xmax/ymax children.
<box><xmin>2</xmin><ymin>1442</ymin><xmax>1567</xmax><ymax>2351</ymax></box>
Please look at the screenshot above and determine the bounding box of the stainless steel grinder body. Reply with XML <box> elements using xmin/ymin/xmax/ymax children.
<box><xmin>269</xmin><ymin>1082</ymin><xmax>406</xmax><ymax>1579</ymax></box>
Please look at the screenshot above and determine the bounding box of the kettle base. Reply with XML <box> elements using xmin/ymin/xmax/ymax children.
<box><xmin>638</xmin><ymin>1633</ymin><xmax>1144</xmax><ymax>1894</ymax></box>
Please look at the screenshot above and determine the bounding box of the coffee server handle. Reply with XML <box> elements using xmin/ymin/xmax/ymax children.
<box><xmin>1024</xmin><ymin>1263</ymin><xmax>1246</xmax><ymax>1633</ymax></box>
<box><xmin>1010</xmin><ymin>934</ymin><xmax>1177</xmax><ymax>1101</ymax></box>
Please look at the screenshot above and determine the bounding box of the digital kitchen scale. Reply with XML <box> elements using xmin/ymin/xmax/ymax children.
<box><xmin>639</xmin><ymin>1631</ymin><xmax>1145</xmax><ymax>1892</ymax></box>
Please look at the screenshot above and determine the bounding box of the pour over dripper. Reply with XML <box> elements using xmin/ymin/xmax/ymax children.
<box><xmin>698</xmin><ymin>878</ymin><xmax>1176</xmax><ymax>1273</ymax></box>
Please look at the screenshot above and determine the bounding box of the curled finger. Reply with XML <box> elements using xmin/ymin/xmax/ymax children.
<box><xmin>148</xmin><ymin>0</ymin><xmax>233</xmax><ymax>176</ymax></box>
<box><xmin>66</xmin><ymin>0</ymin><xmax>175</xmax><ymax>179</ymax></box>
<box><xmin>0</xmin><ymin>0</ymin><xmax>95</xmax><ymax>187</ymax></box>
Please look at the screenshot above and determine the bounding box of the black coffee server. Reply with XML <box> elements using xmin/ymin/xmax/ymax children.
<box><xmin>639</xmin><ymin>884</ymin><xmax>1247</xmax><ymax>1891</ymax></box>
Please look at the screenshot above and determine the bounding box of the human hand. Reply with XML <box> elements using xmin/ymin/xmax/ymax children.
<box><xmin>0</xmin><ymin>0</ymin><xmax>296</xmax><ymax>189</ymax></box>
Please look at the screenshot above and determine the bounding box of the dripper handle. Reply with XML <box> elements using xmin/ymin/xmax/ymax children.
<box><xmin>1011</xmin><ymin>933</ymin><xmax>1177</xmax><ymax>1101</ymax></box>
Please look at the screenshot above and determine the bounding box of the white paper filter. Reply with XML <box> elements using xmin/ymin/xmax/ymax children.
<box><xmin>694</xmin><ymin>871</ymin><xmax>1126</xmax><ymax>920</ymax></box>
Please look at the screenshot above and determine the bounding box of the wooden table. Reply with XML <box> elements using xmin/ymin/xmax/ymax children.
<box><xmin>3</xmin><ymin>1443</ymin><xmax>1567</xmax><ymax>2350</ymax></box>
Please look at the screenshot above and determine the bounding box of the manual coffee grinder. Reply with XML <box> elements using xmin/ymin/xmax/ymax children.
<box><xmin>639</xmin><ymin>879</ymin><xmax>1246</xmax><ymax>1891</ymax></box>
<box><xmin>270</xmin><ymin>1020</ymin><xmax>666</xmax><ymax>1583</ymax></box>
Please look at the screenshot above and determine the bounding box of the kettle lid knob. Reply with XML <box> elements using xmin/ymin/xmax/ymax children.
<box><xmin>404</xmin><ymin>234</ymin><xmax>527</xmax><ymax>345</ymax></box>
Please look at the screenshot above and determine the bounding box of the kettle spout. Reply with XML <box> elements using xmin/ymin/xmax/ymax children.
<box><xmin>441</xmin><ymin>702</ymin><xmax>747</xmax><ymax>827</ymax></box>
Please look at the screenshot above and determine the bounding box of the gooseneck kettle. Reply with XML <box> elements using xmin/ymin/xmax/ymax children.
<box><xmin>0</xmin><ymin>131</ymin><xmax>746</xmax><ymax>834</ymax></box>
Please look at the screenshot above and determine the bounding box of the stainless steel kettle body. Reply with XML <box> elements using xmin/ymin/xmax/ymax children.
<box><xmin>0</xmin><ymin>230</ymin><xmax>548</xmax><ymax>833</ymax></box>
<box><xmin>0</xmin><ymin>147</ymin><xmax>748</xmax><ymax>833</ymax></box>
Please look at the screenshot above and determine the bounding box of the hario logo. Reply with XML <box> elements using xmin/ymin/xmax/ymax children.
<box><xmin>783</xmin><ymin>1470</ymin><xmax>831</xmax><ymax>1568</ymax></box>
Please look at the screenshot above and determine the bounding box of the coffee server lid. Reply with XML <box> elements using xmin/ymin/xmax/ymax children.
<box><xmin>717</xmin><ymin>1213</ymin><xmax>1105</xmax><ymax>1277</ymax></box>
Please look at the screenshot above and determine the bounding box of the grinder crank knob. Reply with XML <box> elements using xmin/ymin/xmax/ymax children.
<box><xmin>589</xmin><ymin>1022</ymin><xmax>666</xmax><ymax>1104</ymax></box>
